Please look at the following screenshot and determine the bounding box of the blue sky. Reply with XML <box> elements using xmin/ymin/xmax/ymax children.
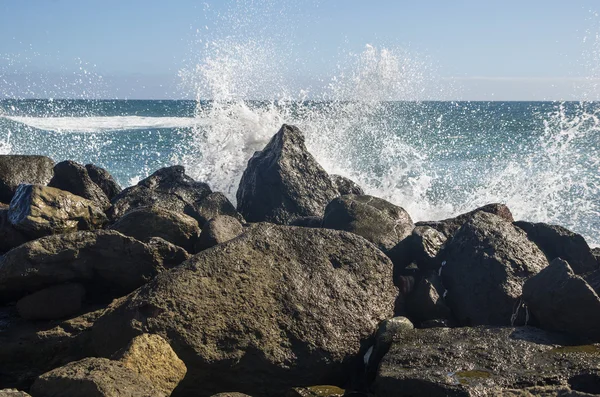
<box><xmin>2</xmin><ymin>0</ymin><xmax>600</xmax><ymax>100</ymax></box>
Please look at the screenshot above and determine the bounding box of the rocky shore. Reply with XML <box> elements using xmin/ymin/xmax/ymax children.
<box><xmin>0</xmin><ymin>124</ymin><xmax>598</xmax><ymax>397</ymax></box>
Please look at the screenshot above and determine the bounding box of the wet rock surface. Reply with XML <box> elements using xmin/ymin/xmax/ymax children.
<box><xmin>0</xmin><ymin>209</ymin><xmax>29</xmax><ymax>253</ymax></box>
<box><xmin>322</xmin><ymin>194</ymin><xmax>414</xmax><ymax>252</ymax></box>
<box><xmin>236</xmin><ymin>125</ymin><xmax>339</xmax><ymax>224</ymax></box>
<box><xmin>189</xmin><ymin>191</ymin><xmax>244</xmax><ymax>227</ymax></box>
<box><xmin>8</xmin><ymin>184</ymin><xmax>107</xmax><ymax>239</ymax></box>
<box><xmin>92</xmin><ymin>224</ymin><xmax>397</xmax><ymax>396</ymax></box>
<box><xmin>440</xmin><ymin>212</ymin><xmax>548</xmax><ymax>326</ymax></box>
<box><xmin>372</xmin><ymin>326</ymin><xmax>600</xmax><ymax>397</ymax></box>
<box><xmin>85</xmin><ymin>164</ymin><xmax>122</xmax><ymax>201</ymax></box>
<box><xmin>330</xmin><ymin>175</ymin><xmax>364</xmax><ymax>196</ymax></box>
<box><xmin>386</xmin><ymin>225</ymin><xmax>447</xmax><ymax>274</ymax></box>
<box><xmin>0</xmin><ymin>155</ymin><xmax>55</xmax><ymax>204</ymax></box>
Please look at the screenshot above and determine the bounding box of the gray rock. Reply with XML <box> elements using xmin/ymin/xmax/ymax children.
<box><xmin>108</xmin><ymin>165</ymin><xmax>212</xmax><ymax>222</ymax></box>
<box><xmin>366</xmin><ymin>317</ymin><xmax>414</xmax><ymax>377</ymax></box>
<box><xmin>417</xmin><ymin>203</ymin><xmax>514</xmax><ymax>239</ymax></box>
<box><xmin>195</xmin><ymin>215</ymin><xmax>243</xmax><ymax>252</ymax></box>
<box><xmin>16</xmin><ymin>283</ymin><xmax>86</xmax><ymax>320</ymax></box>
<box><xmin>322</xmin><ymin>194</ymin><xmax>414</xmax><ymax>252</ymax></box>
<box><xmin>92</xmin><ymin>224</ymin><xmax>398</xmax><ymax>396</ymax></box>
<box><xmin>30</xmin><ymin>357</ymin><xmax>164</xmax><ymax>397</ymax></box>
<box><xmin>330</xmin><ymin>174</ymin><xmax>364</xmax><ymax>195</ymax></box>
<box><xmin>593</xmin><ymin>247</ymin><xmax>600</xmax><ymax>266</ymax></box>
<box><xmin>514</xmin><ymin>221</ymin><xmax>598</xmax><ymax>275</ymax></box>
<box><xmin>386</xmin><ymin>225</ymin><xmax>447</xmax><ymax>273</ymax></box>
<box><xmin>236</xmin><ymin>125</ymin><xmax>339</xmax><ymax>224</ymax></box>
<box><xmin>8</xmin><ymin>184</ymin><xmax>107</xmax><ymax>239</ymax></box>
<box><xmin>523</xmin><ymin>258</ymin><xmax>600</xmax><ymax>342</ymax></box>
<box><xmin>110</xmin><ymin>206</ymin><xmax>200</xmax><ymax>252</ymax></box>
<box><xmin>372</xmin><ymin>326</ymin><xmax>600</xmax><ymax>397</ymax></box>
<box><xmin>289</xmin><ymin>216</ymin><xmax>323</xmax><ymax>228</ymax></box>
<box><xmin>0</xmin><ymin>230</ymin><xmax>164</xmax><ymax>303</ymax></box>
<box><xmin>146</xmin><ymin>237</ymin><xmax>191</xmax><ymax>269</ymax></box>
<box><xmin>405</xmin><ymin>274</ymin><xmax>452</xmax><ymax>325</ymax></box>
<box><xmin>49</xmin><ymin>160</ymin><xmax>110</xmax><ymax>210</ymax></box>
<box><xmin>441</xmin><ymin>212</ymin><xmax>548</xmax><ymax>326</ymax></box>
<box><xmin>188</xmin><ymin>191</ymin><xmax>244</xmax><ymax>227</ymax></box>
<box><xmin>85</xmin><ymin>164</ymin><xmax>122</xmax><ymax>201</ymax></box>
<box><xmin>0</xmin><ymin>209</ymin><xmax>29</xmax><ymax>253</ymax></box>
<box><xmin>0</xmin><ymin>307</ymin><xmax>104</xmax><ymax>390</ymax></box>
<box><xmin>0</xmin><ymin>155</ymin><xmax>54</xmax><ymax>203</ymax></box>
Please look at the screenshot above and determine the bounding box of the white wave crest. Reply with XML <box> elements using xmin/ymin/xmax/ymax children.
<box><xmin>3</xmin><ymin>116</ymin><xmax>198</xmax><ymax>133</ymax></box>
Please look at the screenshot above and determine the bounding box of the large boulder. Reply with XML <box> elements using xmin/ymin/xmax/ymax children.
<box><xmin>108</xmin><ymin>166</ymin><xmax>212</xmax><ymax>222</ymax></box>
<box><xmin>8</xmin><ymin>185</ymin><xmax>107</xmax><ymax>239</ymax></box>
<box><xmin>0</xmin><ymin>209</ymin><xmax>29</xmax><ymax>253</ymax></box>
<box><xmin>523</xmin><ymin>258</ymin><xmax>600</xmax><ymax>342</ymax></box>
<box><xmin>514</xmin><ymin>221</ymin><xmax>598</xmax><ymax>275</ymax></box>
<box><xmin>371</xmin><ymin>326</ymin><xmax>600</xmax><ymax>396</ymax></box>
<box><xmin>0</xmin><ymin>307</ymin><xmax>104</xmax><ymax>390</ymax></box>
<box><xmin>236</xmin><ymin>125</ymin><xmax>339</xmax><ymax>224</ymax></box>
<box><xmin>188</xmin><ymin>192</ymin><xmax>244</xmax><ymax>227</ymax></box>
<box><xmin>330</xmin><ymin>175</ymin><xmax>364</xmax><ymax>196</ymax></box>
<box><xmin>110</xmin><ymin>206</ymin><xmax>200</xmax><ymax>252</ymax></box>
<box><xmin>85</xmin><ymin>164</ymin><xmax>122</xmax><ymax>201</ymax></box>
<box><xmin>322</xmin><ymin>195</ymin><xmax>414</xmax><ymax>252</ymax></box>
<box><xmin>16</xmin><ymin>283</ymin><xmax>86</xmax><ymax>320</ymax></box>
<box><xmin>440</xmin><ymin>212</ymin><xmax>548</xmax><ymax>326</ymax></box>
<box><xmin>0</xmin><ymin>230</ymin><xmax>164</xmax><ymax>303</ymax></box>
<box><xmin>30</xmin><ymin>357</ymin><xmax>164</xmax><ymax>397</ymax></box>
<box><xmin>0</xmin><ymin>155</ymin><xmax>54</xmax><ymax>203</ymax></box>
<box><xmin>92</xmin><ymin>224</ymin><xmax>398</xmax><ymax>396</ymax></box>
<box><xmin>49</xmin><ymin>160</ymin><xmax>111</xmax><ymax>210</ymax></box>
<box><xmin>417</xmin><ymin>203</ymin><xmax>514</xmax><ymax>239</ymax></box>
<box><xmin>195</xmin><ymin>215</ymin><xmax>243</xmax><ymax>252</ymax></box>
<box><xmin>113</xmin><ymin>334</ymin><xmax>187</xmax><ymax>396</ymax></box>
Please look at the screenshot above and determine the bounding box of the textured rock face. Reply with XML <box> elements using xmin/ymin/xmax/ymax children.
<box><xmin>289</xmin><ymin>216</ymin><xmax>323</xmax><ymax>228</ymax></box>
<box><xmin>49</xmin><ymin>160</ymin><xmax>111</xmax><ymax>210</ymax></box>
<box><xmin>16</xmin><ymin>283</ymin><xmax>86</xmax><ymax>320</ymax></box>
<box><xmin>405</xmin><ymin>274</ymin><xmax>452</xmax><ymax>325</ymax></box>
<box><xmin>236</xmin><ymin>125</ymin><xmax>339</xmax><ymax>224</ymax></box>
<box><xmin>386</xmin><ymin>225</ymin><xmax>447</xmax><ymax>273</ymax></box>
<box><xmin>85</xmin><ymin>164</ymin><xmax>122</xmax><ymax>200</ymax></box>
<box><xmin>417</xmin><ymin>203</ymin><xmax>514</xmax><ymax>239</ymax></box>
<box><xmin>0</xmin><ymin>155</ymin><xmax>55</xmax><ymax>203</ymax></box>
<box><xmin>110</xmin><ymin>206</ymin><xmax>200</xmax><ymax>252</ymax></box>
<box><xmin>196</xmin><ymin>215</ymin><xmax>243</xmax><ymax>251</ymax></box>
<box><xmin>113</xmin><ymin>334</ymin><xmax>187</xmax><ymax>396</ymax></box>
<box><xmin>146</xmin><ymin>237</ymin><xmax>191</xmax><ymax>268</ymax></box>
<box><xmin>441</xmin><ymin>212</ymin><xmax>548</xmax><ymax>326</ymax></box>
<box><xmin>372</xmin><ymin>327</ymin><xmax>600</xmax><ymax>397</ymax></box>
<box><xmin>523</xmin><ymin>258</ymin><xmax>600</xmax><ymax>342</ymax></box>
<box><xmin>322</xmin><ymin>195</ymin><xmax>414</xmax><ymax>252</ymax></box>
<box><xmin>8</xmin><ymin>184</ymin><xmax>107</xmax><ymax>239</ymax></box>
<box><xmin>189</xmin><ymin>192</ymin><xmax>244</xmax><ymax>227</ymax></box>
<box><xmin>0</xmin><ymin>230</ymin><xmax>163</xmax><ymax>303</ymax></box>
<box><xmin>0</xmin><ymin>308</ymin><xmax>104</xmax><ymax>390</ymax></box>
<box><xmin>92</xmin><ymin>224</ymin><xmax>398</xmax><ymax>396</ymax></box>
<box><xmin>0</xmin><ymin>390</ymin><xmax>31</xmax><ymax>397</ymax></box>
<box><xmin>30</xmin><ymin>357</ymin><xmax>164</xmax><ymax>397</ymax></box>
<box><xmin>514</xmin><ymin>221</ymin><xmax>598</xmax><ymax>275</ymax></box>
<box><xmin>0</xmin><ymin>209</ymin><xmax>29</xmax><ymax>253</ymax></box>
<box><xmin>109</xmin><ymin>166</ymin><xmax>212</xmax><ymax>222</ymax></box>
<box><xmin>330</xmin><ymin>175</ymin><xmax>364</xmax><ymax>196</ymax></box>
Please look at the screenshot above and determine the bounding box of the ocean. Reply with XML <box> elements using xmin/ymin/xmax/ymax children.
<box><xmin>0</xmin><ymin>99</ymin><xmax>598</xmax><ymax>247</ymax></box>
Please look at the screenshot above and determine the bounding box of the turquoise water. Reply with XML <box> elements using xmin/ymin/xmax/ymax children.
<box><xmin>0</xmin><ymin>99</ymin><xmax>598</xmax><ymax>246</ymax></box>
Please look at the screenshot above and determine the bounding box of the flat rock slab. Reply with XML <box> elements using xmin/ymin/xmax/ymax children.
<box><xmin>372</xmin><ymin>326</ymin><xmax>600</xmax><ymax>396</ymax></box>
<box><xmin>92</xmin><ymin>224</ymin><xmax>398</xmax><ymax>396</ymax></box>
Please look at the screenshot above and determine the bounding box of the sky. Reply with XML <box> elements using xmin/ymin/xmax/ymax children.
<box><xmin>2</xmin><ymin>0</ymin><xmax>600</xmax><ymax>100</ymax></box>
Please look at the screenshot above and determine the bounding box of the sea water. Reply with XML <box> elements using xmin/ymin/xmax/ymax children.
<box><xmin>0</xmin><ymin>98</ymin><xmax>598</xmax><ymax>247</ymax></box>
